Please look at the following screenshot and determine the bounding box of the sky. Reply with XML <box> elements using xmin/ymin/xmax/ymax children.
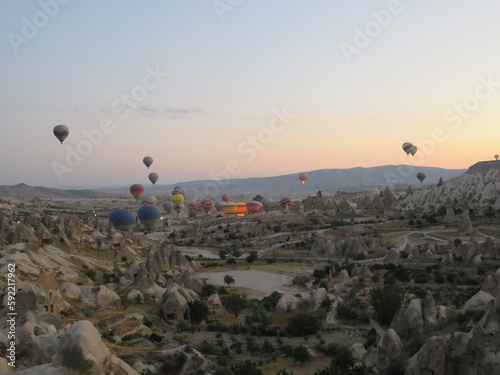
<box><xmin>1</xmin><ymin>0</ymin><xmax>500</xmax><ymax>188</ymax></box>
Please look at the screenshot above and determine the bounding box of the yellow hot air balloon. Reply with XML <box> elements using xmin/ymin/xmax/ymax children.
<box><xmin>222</xmin><ymin>201</ymin><xmax>238</xmax><ymax>215</ymax></box>
<box><xmin>172</xmin><ymin>194</ymin><xmax>185</xmax><ymax>205</ymax></box>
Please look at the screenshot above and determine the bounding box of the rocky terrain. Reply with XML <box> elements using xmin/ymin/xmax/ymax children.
<box><xmin>0</xmin><ymin>169</ymin><xmax>499</xmax><ymax>374</ymax></box>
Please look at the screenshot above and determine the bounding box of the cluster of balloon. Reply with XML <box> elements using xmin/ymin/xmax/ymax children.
<box><xmin>402</xmin><ymin>142</ymin><xmax>418</xmax><ymax>156</ymax></box>
<box><xmin>416</xmin><ymin>172</ymin><xmax>426</xmax><ymax>183</ymax></box>
<box><xmin>214</xmin><ymin>201</ymin><xmax>225</xmax><ymax>212</ymax></box>
<box><xmin>188</xmin><ymin>201</ymin><xmax>202</xmax><ymax>217</ymax></box>
<box><xmin>261</xmin><ymin>197</ymin><xmax>273</xmax><ymax>212</ymax></box>
<box><xmin>53</xmin><ymin>125</ymin><xmax>70</xmax><ymax>144</ymax></box>
<box><xmin>171</xmin><ymin>186</ymin><xmax>185</xmax><ymax>215</ymax></box>
<box><xmin>109</xmin><ymin>209</ymin><xmax>136</xmax><ymax>232</ymax></box>
<box><xmin>247</xmin><ymin>201</ymin><xmax>263</xmax><ymax>214</ymax></box>
<box><xmin>235</xmin><ymin>202</ymin><xmax>247</xmax><ymax>217</ymax></box>
<box><xmin>172</xmin><ymin>193</ymin><xmax>185</xmax><ymax>206</ymax></box>
<box><xmin>495</xmin><ymin>154</ymin><xmax>499</xmax><ymax>160</ymax></box>
<box><xmin>200</xmin><ymin>198</ymin><xmax>214</xmax><ymax>214</ymax></box>
<box><xmin>222</xmin><ymin>201</ymin><xmax>237</xmax><ymax>215</ymax></box>
<box><xmin>162</xmin><ymin>201</ymin><xmax>174</xmax><ymax>214</ymax></box>
<box><xmin>130</xmin><ymin>184</ymin><xmax>145</xmax><ymax>200</ymax></box>
<box><xmin>137</xmin><ymin>205</ymin><xmax>161</xmax><ymax>231</ymax></box>
<box><xmin>141</xmin><ymin>195</ymin><xmax>157</xmax><ymax>205</ymax></box>
<box><xmin>148</xmin><ymin>172</ymin><xmax>158</xmax><ymax>185</ymax></box>
<box><xmin>221</xmin><ymin>194</ymin><xmax>230</xmax><ymax>202</ymax></box>
<box><xmin>280</xmin><ymin>197</ymin><xmax>293</xmax><ymax>212</ymax></box>
<box><xmin>299</xmin><ymin>173</ymin><xmax>308</xmax><ymax>184</ymax></box>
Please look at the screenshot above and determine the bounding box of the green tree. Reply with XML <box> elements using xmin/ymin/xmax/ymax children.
<box><xmin>222</xmin><ymin>293</ymin><xmax>247</xmax><ymax>318</ymax></box>
<box><xmin>188</xmin><ymin>299</ymin><xmax>210</xmax><ymax>326</ymax></box>
<box><xmin>245</xmin><ymin>250</ymin><xmax>258</xmax><ymax>264</ymax></box>
<box><xmin>230</xmin><ymin>359</ymin><xmax>262</xmax><ymax>375</ymax></box>
<box><xmin>286</xmin><ymin>313</ymin><xmax>322</xmax><ymax>336</ymax></box>
<box><xmin>369</xmin><ymin>285</ymin><xmax>403</xmax><ymax>326</ymax></box>
<box><xmin>224</xmin><ymin>274</ymin><xmax>235</xmax><ymax>287</ymax></box>
<box><xmin>291</xmin><ymin>345</ymin><xmax>312</xmax><ymax>364</ymax></box>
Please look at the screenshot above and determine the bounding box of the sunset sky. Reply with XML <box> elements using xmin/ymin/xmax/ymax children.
<box><xmin>1</xmin><ymin>1</ymin><xmax>500</xmax><ymax>188</ymax></box>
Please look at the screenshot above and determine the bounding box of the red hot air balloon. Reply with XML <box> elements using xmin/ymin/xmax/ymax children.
<box><xmin>130</xmin><ymin>184</ymin><xmax>144</xmax><ymax>200</ymax></box>
<box><xmin>221</xmin><ymin>194</ymin><xmax>230</xmax><ymax>202</ymax></box>
<box><xmin>188</xmin><ymin>201</ymin><xmax>202</xmax><ymax>217</ymax></box>
<box><xmin>235</xmin><ymin>202</ymin><xmax>247</xmax><ymax>217</ymax></box>
<box><xmin>200</xmin><ymin>199</ymin><xmax>214</xmax><ymax>214</ymax></box>
<box><xmin>247</xmin><ymin>201</ymin><xmax>263</xmax><ymax>214</ymax></box>
<box><xmin>279</xmin><ymin>197</ymin><xmax>293</xmax><ymax>212</ymax></box>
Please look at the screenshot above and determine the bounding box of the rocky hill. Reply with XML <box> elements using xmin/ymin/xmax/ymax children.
<box><xmin>0</xmin><ymin>183</ymin><xmax>116</xmax><ymax>199</ymax></box>
<box><xmin>466</xmin><ymin>160</ymin><xmax>500</xmax><ymax>174</ymax></box>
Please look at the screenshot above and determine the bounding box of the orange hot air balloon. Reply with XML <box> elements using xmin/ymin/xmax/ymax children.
<box><xmin>299</xmin><ymin>173</ymin><xmax>308</xmax><ymax>184</ymax></box>
<box><xmin>130</xmin><ymin>184</ymin><xmax>144</xmax><ymax>200</ymax></box>
<box><xmin>222</xmin><ymin>201</ymin><xmax>237</xmax><ymax>215</ymax></box>
<box><xmin>247</xmin><ymin>201</ymin><xmax>263</xmax><ymax>214</ymax></box>
<box><xmin>235</xmin><ymin>202</ymin><xmax>247</xmax><ymax>217</ymax></box>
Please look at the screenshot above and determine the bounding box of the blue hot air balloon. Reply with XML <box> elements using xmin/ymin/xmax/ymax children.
<box><xmin>109</xmin><ymin>209</ymin><xmax>136</xmax><ymax>231</ymax></box>
<box><xmin>137</xmin><ymin>205</ymin><xmax>161</xmax><ymax>230</ymax></box>
<box><xmin>416</xmin><ymin>172</ymin><xmax>426</xmax><ymax>183</ymax></box>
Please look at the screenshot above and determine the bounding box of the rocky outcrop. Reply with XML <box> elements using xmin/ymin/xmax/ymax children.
<box><xmin>161</xmin><ymin>285</ymin><xmax>198</xmax><ymax>321</ymax></box>
<box><xmin>275</xmin><ymin>294</ymin><xmax>301</xmax><ymax>313</ymax></box>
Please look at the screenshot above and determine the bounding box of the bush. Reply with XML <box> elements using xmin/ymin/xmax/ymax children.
<box><xmin>336</xmin><ymin>302</ymin><xmax>358</xmax><ymax>320</ymax></box>
<box><xmin>291</xmin><ymin>345</ymin><xmax>312</xmax><ymax>364</ymax></box>
<box><xmin>84</xmin><ymin>270</ymin><xmax>97</xmax><ymax>281</ymax></box>
<box><xmin>286</xmin><ymin>313</ymin><xmax>322</xmax><ymax>336</ymax></box>
<box><xmin>200</xmin><ymin>284</ymin><xmax>218</xmax><ymax>298</ymax></box>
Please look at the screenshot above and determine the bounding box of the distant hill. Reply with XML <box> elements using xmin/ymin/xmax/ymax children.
<box><xmin>0</xmin><ymin>183</ymin><xmax>115</xmax><ymax>199</ymax></box>
<box><xmin>98</xmin><ymin>165</ymin><xmax>467</xmax><ymax>200</ymax></box>
<box><xmin>466</xmin><ymin>160</ymin><xmax>500</xmax><ymax>175</ymax></box>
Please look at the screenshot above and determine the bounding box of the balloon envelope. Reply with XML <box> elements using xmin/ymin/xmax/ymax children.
<box><xmin>162</xmin><ymin>201</ymin><xmax>174</xmax><ymax>214</ymax></box>
<box><xmin>214</xmin><ymin>201</ymin><xmax>225</xmax><ymax>212</ymax></box>
<box><xmin>143</xmin><ymin>156</ymin><xmax>153</xmax><ymax>169</ymax></box>
<box><xmin>235</xmin><ymin>202</ymin><xmax>247</xmax><ymax>217</ymax></box>
<box><xmin>280</xmin><ymin>197</ymin><xmax>293</xmax><ymax>211</ymax></box>
<box><xmin>200</xmin><ymin>199</ymin><xmax>214</xmax><ymax>214</ymax></box>
<box><xmin>247</xmin><ymin>201</ymin><xmax>263</xmax><ymax>214</ymax></box>
<box><xmin>109</xmin><ymin>209</ymin><xmax>136</xmax><ymax>231</ymax></box>
<box><xmin>148</xmin><ymin>172</ymin><xmax>159</xmax><ymax>185</ymax></box>
<box><xmin>137</xmin><ymin>205</ymin><xmax>161</xmax><ymax>230</ymax></box>
<box><xmin>222</xmin><ymin>201</ymin><xmax>237</xmax><ymax>215</ymax></box>
<box><xmin>172</xmin><ymin>194</ymin><xmax>185</xmax><ymax>205</ymax></box>
<box><xmin>495</xmin><ymin>154</ymin><xmax>499</xmax><ymax>160</ymax></box>
<box><xmin>261</xmin><ymin>197</ymin><xmax>273</xmax><ymax>211</ymax></box>
<box><xmin>299</xmin><ymin>173</ymin><xmax>308</xmax><ymax>184</ymax></box>
<box><xmin>221</xmin><ymin>194</ymin><xmax>230</xmax><ymax>202</ymax></box>
<box><xmin>130</xmin><ymin>184</ymin><xmax>144</xmax><ymax>200</ymax></box>
<box><xmin>173</xmin><ymin>204</ymin><xmax>184</xmax><ymax>215</ymax></box>
<box><xmin>53</xmin><ymin>125</ymin><xmax>69</xmax><ymax>144</ymax></box>
<box><xmin>172</xmin><ymin>186</ymin><xmax>185</xmax><ymax>196</ymax></box>
<box><xmin>188</xmin><ymin>202</ymin><xmax>202</xmax><ymax>217</ymax></box>
<box><xmin>141</xmin><ymin>195</ymin><xmax>157</xmax><ymax>205</ymax></box>
<box><xmin>402</xmin><ymin>142</ymin><xmax>413</xmax><ymax>154</ymax></box>
<box><xmin>409</xmin><ymin>145</ymin><xmax>418</xmax><ymax>156</ymax></box>
<box><xmin>416</xmin><ymin>172</ymin><xmax>426</xmax><ymax>183</ymax></box>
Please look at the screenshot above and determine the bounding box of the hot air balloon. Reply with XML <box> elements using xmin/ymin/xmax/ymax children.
<box><xmin>200</xmin><ymin>199</ymin><xmax>214</xmax><ymax>214</ymax></box>
<box><xmin>221</xmin><ymin>194</ymin><xmax>230</xmax><ymax>202</ymax></box>
<box><xmin>109</xmin><ymin>209</ymin><xmax>136</xmax><ymax>231</ymax></box>
<box><xmin>261</xmin><ymin>197</ymin><xmax>273</xmax><ymax>212</ymax></box>
<box><xmin>172</xmin><ymin>194</ymin><xmax>185</xmax><ymax>205</ymax></box>
<box><xmin>416</xmin><ymin>172</ymin><xmax>426</xmax><ymax>183</ymax></box>
<box><xmin>495</xmin><ymin>154</ymin><xmax>499</xmax><ymax>160</ymax></box>
<box><xmin>143</xmin><ymin>156</ymin><xmax>153</xmax><ymax>169</ymax></box>
<box><xmin>402</xmin><ymin>142</ymin><xmax>413</xmax><ymax>155</ymax></box>
<box><xmin>299</xmin><ymin>173</ymin><xmax>308</xmax><ymax>184</ymax></box>
<box><xmin>214</xmin><ymin>201</ymin><xmax>225</xmax><ymax>212</ymax></box>
<box><xmin>188</xmin><ymin>201</ymin><xmax>202</xmax><ymax>217</ymax></box>
<box><xmin>252</xmin><ymin>194</ymin><xmax>263</xmax><ymax>202</ymax></box>
<box><xmin>173</xmin><ymin>204</ymin><xmax>184</xmax><ymax>215</ymax></box>
<box><xmin>280</xmin><ymin>197</ymin><xmax>293</xmax><ymax>211</ymax></box>
<box><xmin>409</xmin><ymin>145</ymin><xmax>418</xmax><ymax>156</ymax></box>
<box><xmin>141</xmin><ymin>195</ymin><xmax>157</xmax><ymax>205</ymax></box>
<box><xmin>235</xmin><ymin>202</ymin><xmax>247</xmax><ymax>217</ymax></box>
<box><xmin>148</xmin><ymin>172</ymin><xmax>159</xmax><ymax>185</ymax></box>
<box><xmin>53</xmin><ymin>125</ymin><xmax>69</xmax><ymax>144</ymax></box>
<box><xmin>138</xmin><ymin>205</ymin><xmax>161</xmax><ymax>230</ymax></box>
<box><xmin>130</xmin><ymin>184</ymin><xmax>144</xmax><ymax>200</ymax></box>
<box><xmin>247</xmin><ymin>201</ymin><xmax>263</xmax><ymax>215</ymax></box>
<box><xmin>172</xmin><ymin>186</ymin><xmax>185</xmax><ymax>196</ymax></box>
<box><xmin>162</xmin><ymin>201</ymin><xmax>174</xmax><ymax>214</ymax></box>
<box><xmin>222</xmin><ymin>201</ymin><xmax>237</xmax><ymax>215</ymax></box>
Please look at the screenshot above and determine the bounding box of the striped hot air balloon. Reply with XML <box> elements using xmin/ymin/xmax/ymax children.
<box><xmin>200</xmin><ymin>199</ymin><xmax>214</xmax><ymax>214</ymax></box>
<box><xmin>402</xmin><ymin>142</ymin><xmax>413</xmax><ymax>155</ymax></box>
<box><xmin>280</xmin><ymin>197</ymin><xmax>293</xmax><ymax>211</ymax></box>
<box><xmin>222</xmin><ymin>201</ymin><xmax>237</xmax><ymax>215</ymax></box>
<box><xmin>235</xmin><ymin>202</ymin><xmax>247</xmax><ymax>217</ymax></box>
<box><xmin>137</xmin><ymin>205</ymin><xmax>161</xmax><ymax>230</ymax></box>
<box><xmin>247</xmin><ymin>201</ymin><xmax>263</xmax><ymax>215</ymax></box>
<box><xmin>172</xmin><ymin>186</ymin><xmax>185</xmax><ymax>196</ymax></box>
<box><xmin>130</xmin><ymin>184</ymin><xmax>144</xmax><ymax>200</ymax></box>
<box><xmin>188</xmin><ymin>201</ymin><xmax>202</xmax><ymax>217</ymax></box>
<box><xmin>141</xmin><ymin>195</ymin><xmax>157</xmax><ymax>205</ymax></box>
<box><xmin>109</xmin><ymin>209</ymin><xmax>136</xmax><ymax>231</ymax></box>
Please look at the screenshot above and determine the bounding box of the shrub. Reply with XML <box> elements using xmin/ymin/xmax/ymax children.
<box><xmin>286</xmin><ymin>313</ymin><xmax>322</xmax><ymax>336</ymax></box>
<box><xmin>369</xmin><ymin>285</ymin><xmax>403</xmax><ymax>326</ymax></box>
